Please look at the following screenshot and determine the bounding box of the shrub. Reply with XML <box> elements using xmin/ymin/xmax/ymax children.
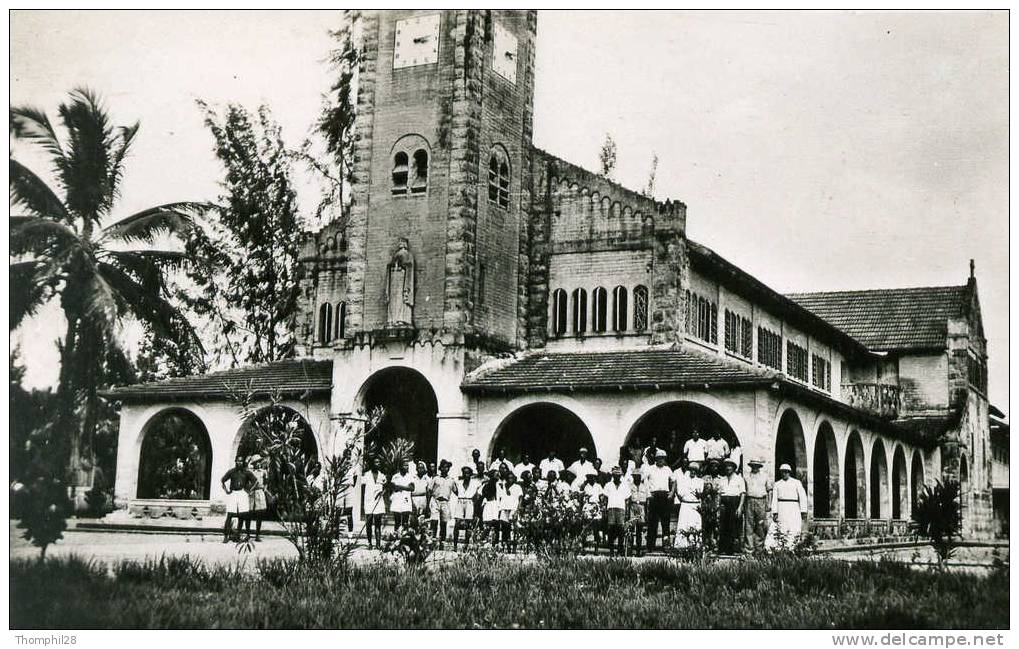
<box><xmin>515</xmin><ymin>486</ymin><xmax>601</xmax><ymax>558</ymax></box>
<box><xmin>381</xmin><ymin>512</ymin><xmax>435</xmax><ymax>565</ymax></box>
<box><xmin>15</xmin><ymin>475</ymin><xmax>71</xmax><ymax>561</ymax></box>
<box><xmin>911</xmin><ymin>479</ymin><xmax>961</xmax><ymax>569</ymax></box>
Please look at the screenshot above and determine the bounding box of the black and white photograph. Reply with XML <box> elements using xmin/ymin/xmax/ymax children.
<box><xmin>8</xmin><ymin>6</ymin><xmax>1010</xmax><ymax>637</ymax></box>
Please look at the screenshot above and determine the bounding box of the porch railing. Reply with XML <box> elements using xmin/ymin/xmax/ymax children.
<box><xmin>841</xmin><ymin>382</ymin><xmax>901</xmax><ymax>418</ymax></box>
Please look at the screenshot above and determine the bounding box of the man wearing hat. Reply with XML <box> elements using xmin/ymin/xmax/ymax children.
<box><xmin>743</xmin><ymin>458</ymin><xmax>772</xmax><ymax>552</ymax></box>
<box><xmin>766</xmin><ymin>463</ymin><xmax>808</xmax><ymax>549</ymax></box>
<box><xmin>717</xmin><ymin>458</ymin><xmax>746</xmax><ymax>554</ymax></box>
<box><xmin>602</xmin><ymin>466</ymin><xmax>631</xmax><ymax>556</ymax></box>
<box><xmin>645</xmin><ymin>448</ymin><xmax>674</xmax><ymax>551</ymax></box>
<box><xmin>567</xmin><ymin>447</ymin><xmax>597</xmax><ymax>482</ymax></box>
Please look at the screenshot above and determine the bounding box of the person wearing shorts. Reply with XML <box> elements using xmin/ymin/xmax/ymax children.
<box><xmin>627</xmin><ymin>471</ymin><xmax>650</xmax><ymax>556</ymax></box>
<box><xmin>429</xmin><ymin>460</ymin><xmax>454</xmax><ymax>548</ymax></box>
<box><xmin>452</xmin><ymin>466</ymin><xmax>479</xmax><ymax>550</ymax></box>
<box><xmin>602</xmin><ymin>466</ymin><xmax>631</xmax><ymax>556</ymax></box>
<box><xmin>221</xmin><ymin>456</ymin><xmax>254</xmax><ymax>543</ymax></box>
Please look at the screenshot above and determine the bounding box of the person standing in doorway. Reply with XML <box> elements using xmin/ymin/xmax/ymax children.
<box><xmin>743</xmin><ymin>458</ymin><xmax>772</xmax><ymax>553</ymax></box>
<box><xmin>717</xmin><ymin>458</ymin><xmax>746</xmax><ymax>554</ymax></box>
<box><xmin>540</xmin><ymin>449</ymin><xmax>564</xmax><ymax>477</ymax></box>
<box><xmin>362</xmin><ymin>457</ymin><xmax>387</xmax><ymax>549</ymax></box>
<box><xmin>567</xmin><ymin>447</ymin><xmax>597</xmax><ymax>482</ymax></box>
<box><xmin>683</xmin><ymin>429</ymin><xmax>708</xmax><ymax>465</ymax></box>
<box><xmin>766</xmin><ymin>463</ymin><xmax>808</xmax><ymax>549</ymax></box>
<box><xmin>515</xmin><ymin>452</ymin><xmax>535</xmax><ymax>480</ymax></box>
<box><xmin>705</xmin><ymin>430</ymin><xmax>729</xmax><ymax>464</ymax></box>
<box><xmin>645</xmin><ymin>449</ymin><xmax>674</xmax><ymax>551</ymax></box>
<box><xmin>221</xmin><ymin>456</ymin><xmax>254</xmax><ymax>543</ymax></box>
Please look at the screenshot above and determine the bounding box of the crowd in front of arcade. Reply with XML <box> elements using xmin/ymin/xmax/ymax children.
<box><xmin>220</xmin><ymin>428</ymin><xmax>810</xmax><ymax>555</ymax></box>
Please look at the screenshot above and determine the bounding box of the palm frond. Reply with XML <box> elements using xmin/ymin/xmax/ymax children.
<box><xmin>10</xmin><ymin>105</ymin><xmax>66</xmax><ymax>163</ymax></box>
<box><xmin>81</xmin><ymin>266</ymin><xmax>122</xmax><ymax>337</ymax></box>
<box><xmin>100</xmin><ymin>249</ymin><xmax>186</xmax><ymax>297</ymax></box>
<box><xmin>102</xmin><ymin>202</ymin><xmax>211</xmax><ymax>243</ymax></box>
<box><xmin>107</xmin><ymin>122</ymin><xmax>140</xmax><ymax>205</ymax></box>
<box><xmin>9</xmin><ymin>159</ymin><xmax>70</xmax><ymax>222</ymax></box>
<box><xmin>59</xmin><ymin>87</ymin><xmax>115</xmax><ymax>222</ymax></box>
<box><xmin>10</xmin><ymin>215</ymin><xmax>80</xmax><ymax>258</ymax></box>
<box><xmin>10</xmin><ymin>260</ymin><xmax>53</xmax><ymax>330</ymax></box>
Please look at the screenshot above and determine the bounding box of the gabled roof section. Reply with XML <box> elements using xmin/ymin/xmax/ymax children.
<box><xmin>686</xmin><ymin>240</ymin><xmax>874</xmax><ymax>359</ymax></box>
<box><xmin>463</xmin><ymin>347</ymin><xmax>772</xmax><ymax>393</ymax></box>
<box><xmin>99</xmin><ymin>359</ymin><xmax>333</xmax><ymax>403</ymax></box>
<box><xmin>787</xmin><ymin>285</ymin><xmax>970</xmax><ymax>352</ymax></box>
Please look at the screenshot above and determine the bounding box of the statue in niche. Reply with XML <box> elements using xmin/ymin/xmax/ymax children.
<box><xmin>385</xmin><ymin>238</ymin><xmax>415</xmax><ymax>326</ymax></box>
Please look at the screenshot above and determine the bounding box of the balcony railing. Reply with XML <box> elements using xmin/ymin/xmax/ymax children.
<box><xmin>841</xmin><ymin>382</ymin><xmax>901</xmax><ymax>418</ymax></box>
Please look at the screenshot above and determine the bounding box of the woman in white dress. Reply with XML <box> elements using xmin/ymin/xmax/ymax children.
<box><xmin>765</xmin><ymin>463</ymin><xmax>809</xmax><ymax>549</ymax></box>
<box><xmin>673</xmin><ymin>461</ymin><xmax>704</xmax><ymax>549</ymax></box>
<box><xmin>389</xmin><ymin>461</ymin><xmax>415</xmax><ymax>532</ymax></box>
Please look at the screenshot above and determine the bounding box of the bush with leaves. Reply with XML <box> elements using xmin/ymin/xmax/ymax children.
<box><xmin>911</xmin><ymin>479</ymin><xmax>962</xmax><ymax>569</ymax></box>
<box><xmin>381</xmin><ymin>512</ymin><xmax>435</xmax><ymax>565</ymax></box>
<box><xmin>515</xmin><ymin>486</ymin><xmax>601</xmax><ymax>559</ymax></box>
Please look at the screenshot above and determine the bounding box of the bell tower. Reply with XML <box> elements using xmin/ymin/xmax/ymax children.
<box><xmin>343</xmin><ymin>10</ymin><xmax>537</xmax><ymax>350</ymax></box>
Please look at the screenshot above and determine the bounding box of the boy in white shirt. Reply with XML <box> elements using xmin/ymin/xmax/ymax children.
<box><xmin>602</xmin><ymin>467</ymin><xmax>631</xmax><ymax>556</ymax></box>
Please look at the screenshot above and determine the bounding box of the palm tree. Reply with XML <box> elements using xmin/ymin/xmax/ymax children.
<box><xmin>10</xmin><ymin>87</ymin><xmax>209</xmax><ymax>488</ymax></box>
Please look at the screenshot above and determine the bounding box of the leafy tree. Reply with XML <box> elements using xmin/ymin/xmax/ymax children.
<box><xmin>912</xmin><ymin>479</ymin><xmax>962</xmax><ymax>569</ymax></box>
<box><xmin>190</xmin><ymin>102</ymin><xmax>304</xmax><ymax>366</ymax></box>
<box><xmin>598</xmin><ymin>133</ymin><xmax>617</xmax><ymax>179</ymax></box>
<box><xmin>9</xmin><ymin>88</ymin><xmax>207</xmax><ymax>487</ymax></box>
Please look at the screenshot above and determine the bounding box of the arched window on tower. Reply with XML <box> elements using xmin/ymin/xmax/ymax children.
<box><xmin>318</xmin><ymin>303</ymin><xmax>333</xmax><ymax>345</ymax></box>
<box><xmin>551</xmin><ymin>288</ymin><xmax>568</xmax><ymax>337</ymax></box>
<box><xmin>571</xmin><ymin>288</ymin><xmax>588</xmax><ymax>334</ymax></box>
<box><xmin>633</xmin><ymin>285</ymin><xmax>649</xmax><ymax>332</ymax></box>
<box><xmin>613</xmin><ymin>285</ymin><xmax>628</xmax><ymax>332</ymax></box>
<box><xmin>411</xmin><ymin>149</ymin><xmax>428</xmax><ymax>194</ymax></box>
<box><xmin>592</xmin><ymin>287</ymin><xmax>608</xmax><ymax>333</ymax></box>
<box><xmin>392</xmin><ymin>152</ymin><xmax>409</xmax><ymax>195</ymax></box>
<box><xmin>334</xmin><ymin>302</ymin><xmax>347</xmax><ymax>340</ymax></box>
<box><xmin>488</xmin><ymin>147</ymin><xmax>510</xmax><ymax>209</ymax></box>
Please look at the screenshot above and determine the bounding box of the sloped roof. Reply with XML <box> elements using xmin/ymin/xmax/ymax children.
<box><xmin>787</xmin><ymin>285</ymin><xmax>970</xmax><ymax>352</ymax></box>
<box><xmin>462</xmin><ymin>348</ymin><xmax>774</xmax><ymax>393</ymax></box>
<box><xmin>100</xmin><ymin>359</ymin><xmax>333</xmax><ymax>402</ymax></box>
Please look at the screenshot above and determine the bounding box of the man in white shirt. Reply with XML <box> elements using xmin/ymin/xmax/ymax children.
<box><xmin>514</xmin><ymin>452</ymin><xmax>536</xmax><ymax>479</ymax></box>
<box><xmin>389</xmin><ymin>461</ymin><xmax>415</xmax><ymax>532</ymax></box>
<box><xmin>644</xmin><ymin>449</ymin><xmax>674</xmax><ymax>551</ymax></box>
<box><xmin>717</xmin><ymin>458</ymin><xmax>746</xmax><ymax>554</ymax></box>
<box><xmin>428</xmin><ymin>460</ymin><xmax>455</xmax><ymax>548</ymax></box>
<box><xmin>602</xmin><ymin>467</ymin><xmax>631</xmax><ymax>556</ymax></box>
<box><xmin>766</xmin><ymin>463</ymin><xmax>808</xmax><ymax>549</ymax></box>
<box><xmin>361</xmin><ymin>456</ymin><xmax>387</xmax><ymax>549</ymax></box>
<box><xmin>567</xmin><ymin>447</ymin><xmax>597</xmax><ymax>482</ymax></box>
<box><xmin>683</xmin><ymin>430</ymin><xmax>708</xmax><ymax>464</ymax></box>
<box><xmin>705</xmin><ymin>431</ymin><xmax>730</xmax><ymax>463</ymax></box>
<box><xmin>452</xmin><ymin>466</ymin><xmax>479</xmax><ymax>550</ymax></box>
<box><xmin>728</xmin><ymin>442</ymin><xmax>743</xmax><ymax>474</ymax></box>
<box><xmin>539</xmin><ymin>450</ymin><xmax>564</xmax><ymax>477</ymax></box>
<box><xmin>491</xmin><ymin>448</ymin><xmax>515</xmax><ymax>475</ymax></box>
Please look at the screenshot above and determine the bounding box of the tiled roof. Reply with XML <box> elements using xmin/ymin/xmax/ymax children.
<box><xmin>462</xmin><ymin>348</ymin><xmax>774</xmax><ymax>393</ymax></box>
<box><xmin>786</xmin><ymin>285</ymin><xmax>970</xmax><ymax>352</ymax></box>
<box><xmin>100</xmin><ymin>359</ymin><xmax>333</xmax><ymax>402</ymax></box>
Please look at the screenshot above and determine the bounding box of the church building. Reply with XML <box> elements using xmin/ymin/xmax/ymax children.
<box><xmin>104</xmin><ymin>10</ymin><xmax>1006</xmax><ymax>538</ymax></box>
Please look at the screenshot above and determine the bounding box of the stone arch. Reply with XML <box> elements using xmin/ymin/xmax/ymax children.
<box><xmin>910</xmin><ymin>449</ymin><xmax>926</xmax><ymax>516</ymax></box>
<box><xmin>870</xmin><ymin>438</ymin><xmax>891</xmax><ymax>519</ymax></box>
<box><xmin>136</xmin><ymin>408</ymin><xmax>213</xmax><ymax>500</ymax></box>
<box><xmin>812</xmin><ymin>420</ymin><xmax>840</xmax><ymax>518</ymax></box>
<box><xmin>489</xmin><ymin>402</ymin><xmax>596</xmax><ymax>471</ymax></box>
<box><xmin>892</xmin><ymin>444</ymin><xmax>909</xmax><ymax>519</ymax></box>
<box><xmin>355</xmin><ymin>366</ymin><xmax>440</xmax><ymax>464</ymax></box>
<box><xmin>775</xmin><ymin>408</ymin><xmax>808</xmax><ymax>488</ymax></box>
<box><xmin>600</xmin><ymin>196</ymin><xmax>611</xmax><ymax>216</ymax></box>
<box><xmin>234</xmin><ymin>404</ymin><xmax>319</xmax><ymax>464</ymax></box>
<box><xmin>844</xmin><ymin>430</ymin><xmax>867</xmax><ymax>518</ymax></box>
<box><xmin>625</xmin><ymin>400</ymin><xmax>740</xmax><ymax>469</ymax></box>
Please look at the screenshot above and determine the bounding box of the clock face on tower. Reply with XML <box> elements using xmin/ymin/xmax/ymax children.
<box><xmin>492</xmin><ymin>22</ymin><xmax>518</xmax><ymax>84</ymax></box>
<box><xmin>393</xmin><ymin>14</ymin><xmax>440</xmax><ymax>69</ymax></box>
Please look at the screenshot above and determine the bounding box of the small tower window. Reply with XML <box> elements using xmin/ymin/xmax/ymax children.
<box><xmin>335</xmin><ymin>302</ymin><xmax>347</xmax><ymax>340</ymax></box>
<box><xmin>488</xmin><ymin>147</ymin><xmax>510</xmax><ymax>209</ymax></box>
<box><xmin>552</xmin><ymin>288</ymin><xmax>567</xmax><ymax>337</ymax></box>
<box><xmin>411</xmin><ymin>149</ymin><xmax>428</xmax><ymax>194</ymax></box>
<box><xmin>592</xmin><ymin>287</ymin><xmax>608</xmax><ymax>333</ymax></box>
<box><xmin>633</xmin><ymin>285</ymin><xmax>649</xmax><ymax>332</ymax></box>
<box><xmin>571</xmin><ymin>288</ymin><xmax>588</xmax><ymax>334</ymax></box>
<box><xmin>318</xmin><ymin>303</ymin><xmax>334</xmax><ymax>345</ymax></box>
<box><xmin>613</xmin><ymin>285</ymin><xmax>628</xmax><ymax>332</ymax></box>
<box><xmin>392</xmin><ymin>152</ymin><xmax>409</xmax><ymax>195</ymax></box>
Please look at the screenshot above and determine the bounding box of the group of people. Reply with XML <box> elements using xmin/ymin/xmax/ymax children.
<box><xmin>355</xmin><ymin>428</ymin><xmax>810</xmax><ymax>555</ymax></box>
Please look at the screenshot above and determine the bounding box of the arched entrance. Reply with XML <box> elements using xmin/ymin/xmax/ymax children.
<box><xmin>870</xmin><ymin>438</ymin><xmax>890</xmax><ymax>519</ymax></box>
<box><xmin>136</xmin><ymin>409</ymin><xmax>212</xmax><ymax>500</ymax></box>
<box><xmin>491</xmin><ymin>402</ymin><xmax>596</xmax><ymax>468</ymax></box>
<box><xmin>775</xmin><ymin>409</ymin><xmax>808</xmax><ymax>488</ymax></box>
<box><xmin>844</xmin><ymin>430</ymin><xmax>867</xmax><ymax>518</ymax></box>
<box><xmin>812</xmin><ymin>421</ymin><xmax>840</xmax><ymax>518</ymax></box>
<box><xmin>910</xmin><ymin>450</ymin><xmax>925</xmax><ymax>516</ymax></box>
<box><xmin>892</xmin><ymin>444</ymin><xmax>908</xmax><ymax>519</ymax></box>
<box><xmin>359</xmin><ymin>367</ymin><xmax>439</xmax><ymax>464</ymax></box>
<box><xmin>236</xmin><ymin>405</ymin><xmax>318</xmax><ymax>462</ymax></box>
<box><xmin>626</xmin><ymin>401</ymin><xmax>739</xmax><ymax>468</ymax></box>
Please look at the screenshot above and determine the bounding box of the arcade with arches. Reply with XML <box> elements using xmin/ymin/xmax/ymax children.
<box><xmin>625</xmin><ymin>400</ymin><xmax>740</xmax><ymax>468</ymax></box>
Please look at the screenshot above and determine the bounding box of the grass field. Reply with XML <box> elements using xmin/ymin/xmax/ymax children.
<box><xmin>10</xmin><ymin>554</ymin><xmax>1009</xmax><ymax>629</ymax></box>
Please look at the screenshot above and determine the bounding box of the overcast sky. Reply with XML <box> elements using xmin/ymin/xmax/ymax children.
<box><xmin>9</xmin><ymin>10</ymin><xmax>1008</xmax><ymax>412</ymax></box>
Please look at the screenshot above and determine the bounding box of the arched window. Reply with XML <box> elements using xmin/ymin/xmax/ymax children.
<box><xmin>318</xmin><ymin>303</ymin><xmax>333</xmax><ymax>345</ymax></box>
<box><xmin>571</xmin><ymin>288</ymin><xmax>588</xmax><ymax>334</ymax></box>
<box><xmin>411</xmin><ymin>149</ymin><xmax>428</xmax><ymax>194</ymax></box>
<box><xmin>633</xmin><ymin>285</ymin><xmax>649</xmax><ymax>332</ymax></box>
<box><xmin>392</xmin><ymin>152</ymin><xmax>409</xmax><ymax>195</ymax></box>
<box><xmin>334</xmin><ymin>302</ymin><xmax>347</xmax><ymax>340</ymax></box>
<box><xmin>592</xmin><ymin>287</ymin><xmax>608</xmax><ymax>333</ymax></box>
<box><xmin>612</xmin><ymin>285</ymin><xmax>628</xmax><ymax>332</ymax></box>
<box><xmin>551</xmin><ymin>288</ymin><xmax>568</xmax><ymax>337</ymax></box>
<box><xmin>488</xmin><ymin>147</ymin><xmax>510</xmax><ymax>209</ymax></box>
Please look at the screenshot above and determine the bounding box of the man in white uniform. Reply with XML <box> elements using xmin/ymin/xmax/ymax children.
<box><xmin>539</xmin><ymin>450</ymin><xmax>564</xmax><ymax>477</ymax></box>
<box><xmin>514</xmin><ymin>452</ymin><xmax>536</xmax><ymax>479</ymax></box>
<box><xmin>567</xmin><ymin>447</ymin><xmax>597</xmax><ymax>482</ymax></box>
<box><xmin>491</xmin><ymin>448</ymin><xmax>516</xmax><ymax>475</ymax></box>
<box><xmin>766</xmin><ymin>463</ymin><xmax>808</xmax><ymax>548</ymax></box>
<box><xmin>717</xmin><ymin>458</ymin><xmax>746</xmax><ymax>554</ymax></box>
<box><xmin>389</xmin><ymin>461</ymin><xmax>415</xmax><ymax>532</ymax></box>
<box><xmin>361</xmin><ymin>457</ymin><xmax>388</xmax><ymax>549</ymax></box>
<box><xmin>644</xmin><ymin>449</ymin><xmax>674</xmax><ymax>551</ymax></box>
<box><xmin>683</xmin><ymin>430</ymin><xmax>708</xmax><ymax>464</ymax></box>
<box><xmin>602</xmin><ymin>467</ymin><xmax>631</xmax><ymax>556</ymax></box>
<box><xmin>452</xmin><ymin>466</ymin><xmax>479</xmax><ymax>550</ymax></box>
<box><xmin>705</xmin><ymin>431</ymin><xmax>729</xmax><ymax>463</ymax></box>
